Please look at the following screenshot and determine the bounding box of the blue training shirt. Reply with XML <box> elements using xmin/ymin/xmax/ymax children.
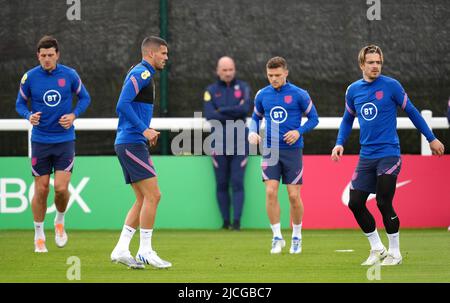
<box><xmin>249</xmin><ymin>82</ymin><xmax>319</xmax><ymax>149</ymax></box>
<box><xmin>15</xmin><ymin>64</ymin><xmax>91</xmax><ymax>144</ymax></box>
<box><xmin>203</xmin><ymin>78</ymin><xmax>252</xmax><ymax>154</ymax></box>
<box><xmin>336</xmin><ymin>75</ymin><xmax>436</xmax><ymax>159</ymax></box>
<box><xmin>115</xmin><ymin>60</ymin><xmax>156</xmax><ymax>145</ymax></box>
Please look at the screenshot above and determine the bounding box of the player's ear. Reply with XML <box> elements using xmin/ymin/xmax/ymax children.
<box><xmin>148</xmin><ymin>45</ymin><xmax>159</xmax><ymax>59</ymax></box>
<box><xmin>149</xmin><ymin>48</ymin><xmax>157</xmax><ymax>60</ymax></box>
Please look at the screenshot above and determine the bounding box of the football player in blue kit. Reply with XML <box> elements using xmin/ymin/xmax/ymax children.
<box><xmin>331</xmin><ymin>45</ymin><xmax>445</xmax><ymax>266</ymax></box>
<box><xmin>249</xmin><ymin>57</ymin><xmax>319</xmax><ymax>254</ymax></box>
<box><xmin>16</xmin><ymin>36</ymin><xmax>91</xmax><ymax>253</ymax></box>
<box><xmin>110</xmin><ymin>36</ymin><xmax>171</xmax><ymax>269</ymax></box>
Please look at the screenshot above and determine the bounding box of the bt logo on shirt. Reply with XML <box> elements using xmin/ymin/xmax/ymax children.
<box><xmin>43</xmin><ymin>90</ymin><xmax>62</xmax><ymax>107</ymax></box>
<box><xmin>360</xmin><ymin>102</ymin><xmax>378</xmax><ymax>121</ymax></box>
<box><xmin>270</xmin><ymin>106</ymin><xmax>288</xmax><ymax>124</ymax></box>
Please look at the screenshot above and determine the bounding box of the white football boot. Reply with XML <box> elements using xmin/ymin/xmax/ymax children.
<box><xmin>54</xmin><ymin>223</ymin><xmax>68</xmax><ymax>248</ymax></box>
<box><xmin>111</xmin><ymin>249</ymin><xmax>145</xmax><ymax>269</ymax></box>
<box><xmin>136</xmin><ymin>250</ymin><xmax>172</xmax><ymax>268</ymax></box>
<box><xmin>361</xmin><ymin>247</ymin><xmax>388</xmax><ymax>266</ymax></box>
<box><xmin>270</xmin><ymin>237</ymin><xmax>286</xmax><ymax>254</ymax></box>
<box><xmin>289</xmin><ymin>237</ymin><xmax>302</xmax><ymax>254</ymax></box>
<box><xmin>34</xmin><ymin>238</ymin><xmax>48</xmax><ymax>253</ymax></box>
<box><xmin>381</xmin><ymin>253</ymin><xmax>403</xmax><ymax>266</ymax></box>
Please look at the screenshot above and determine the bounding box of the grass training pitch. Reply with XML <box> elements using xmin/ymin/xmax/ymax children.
<box><xmin>1</xmin><ymin>229</ymin><xmax>449</xmax><ymax>283</ymax></box>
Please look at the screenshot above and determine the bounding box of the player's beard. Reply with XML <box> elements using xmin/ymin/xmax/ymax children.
<box><xmin>367</xmin><ymin>70</ymin><xmax>380</xmax><ymax>81</ymax></box>
<box><xmin>156</xmin><ymin>61</ymin><xmax>166</xmax><ymax>70</ymax></box>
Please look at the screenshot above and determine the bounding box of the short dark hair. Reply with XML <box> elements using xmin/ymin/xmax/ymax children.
<box><xmin>266</xmin><ymin>56</ymin><xmax>288</xmax><ymax>70</ymax></box>
<box><xmin>37</xmin><ymin>35</ymin><xmax>59</xmax><ymax>53</ymax></box>
<box><xmin>141</xmin><ymin>36</ymin><xmax>168</xmax><ymax>53</ymax></box>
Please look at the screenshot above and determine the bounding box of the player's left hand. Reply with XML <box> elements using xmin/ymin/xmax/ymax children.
<box><xmin>248</xmin><ymin>132</ymin><xmax>261</xmax><ymax>145</ymax></box>
<box><xmin>283</xmin><ymin>130</ymin><xmax>300</xmax><ymax>145</ymax></box>
<box><xmin>430</xmin><ymin>139</ymin><xmax>445</xmax><ymax>156</ymax></box>
<box><xmin>144</xmin><ymin>128</ymin><xmax>160</xmax><ymax>146</ymax></box>
<box><xmin>59</xmin><ymin>113</ymin><xmax>76</xmax><ymax>129</ymax></box>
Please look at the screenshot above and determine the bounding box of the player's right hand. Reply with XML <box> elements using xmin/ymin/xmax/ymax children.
<box><xmin>143</xmin><ymin>128</ymin><xmax>160</xmax><ymax>146</ymax></box>
<box><xmin>29</xmin><ymin>112</ymin><xmax>42</xmax><ymax>125</ymax></box>
<box><xmin>429</xmin><ymin>139</ymin><xmax>445</xmax><ymax>156</ymax></box>
<box><xmin>331</xmin><ymin>145</ymin><xmax>344</xmax><ymax>162</ymax></box>
<box><xmin>248</xmin><ymin>132</ymin><xmax>261</xmax><ymax>145</ymax></box>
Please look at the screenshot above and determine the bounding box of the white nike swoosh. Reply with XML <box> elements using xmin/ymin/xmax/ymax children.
<box><xmin>341</xmin><ymin>180</ymin><xmax>412</xmax><ymax>206</ymax></box>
